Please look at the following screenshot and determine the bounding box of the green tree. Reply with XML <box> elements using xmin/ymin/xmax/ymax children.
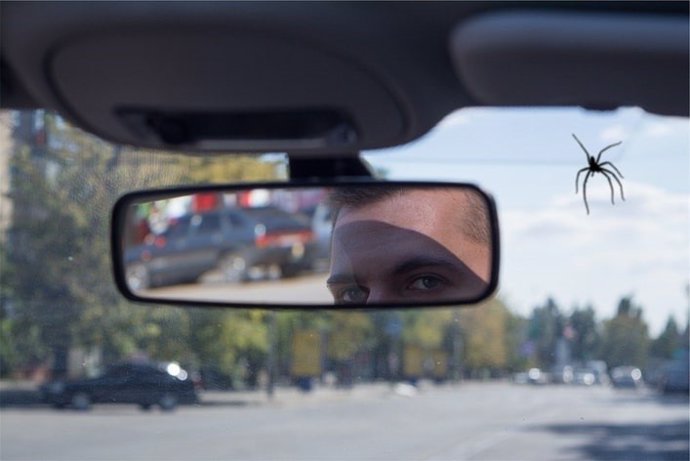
<box><xmin>459</xmin><ymin>299</ymin><xmax>511</xmax><ymax>373</ymax></box>
<box><xmin>599</xmin><ymin>296</ymin><xmax>650</xmax><ymax>369</ymax></box>
<box><xmin>650</xmin><ymin>316</ymin><xmax>680</xmax><ymax>360</ymax></box>
<box><xmin>527</xmin><ymin>298</ymin><xmax>563</xmax><ymax>369</ymax></box>
<box><xmin>326</xmin><ymin>311</ymin><xmax>374</xmax><ymax>361</ymax></box>
<box><xmin>504</xmin><ymin>311</ymin><xmax>529</xmax><ymax>372</ymax></box>
<box><xmin>402</xmin><ymin>309</ymin><xmax>453</xmax><ymax>350</ymax></box>
<box><xmin>188</xmin><ymin>309</ymin><xmax>269</xmax><ymax>386</ymax></box>
<box><xmin>3</xmin><ymin>110</ymin><xmax>282</xmax><ymax>377</ymax></box>
<box><xmin>569</xmin><ymin>305</ymin><xmax>601</xmax><ymax>363</ymax></box>
<box><xmin>184</xmin><ymin>155</ymin><xmax>281</xmax><ymax>183</ymax></box>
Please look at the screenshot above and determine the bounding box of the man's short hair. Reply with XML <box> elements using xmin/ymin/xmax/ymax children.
<box><xmin>328</xmin><ymin>186</ymin><xmax>491</xmax><ymax>245</ymax></box>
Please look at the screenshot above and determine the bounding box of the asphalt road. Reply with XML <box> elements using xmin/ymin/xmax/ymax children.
<box><xmin>141</xmin><ymin>272</ymin><xmax>333</xmax><ymax>304</ymax></box>
<box><xmin>1</xmin><ymin>382</ymin><xmax>688</xmax><ymax>461</ymax></box>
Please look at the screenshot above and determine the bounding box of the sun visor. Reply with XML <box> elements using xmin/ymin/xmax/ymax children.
<box><xmin>450</xmin><ymin>11</ymin><xmax>689</xmax><ymax>116</ymax></box>
<box><xmin>49</xmin><ymin>32</ymin><xmax>407</xmax><ymax>153</ymax></box>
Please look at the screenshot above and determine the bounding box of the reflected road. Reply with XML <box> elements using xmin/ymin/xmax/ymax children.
<box><xmin>141</xmin><ymin>273</ymin><xmax>332</xmax><ymax>304</ymax></box>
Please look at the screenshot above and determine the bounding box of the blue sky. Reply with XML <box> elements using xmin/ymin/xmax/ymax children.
<box><xmin>363</xmin><ymin>107</ymin><xmax>689</xmax><ymax>336</ymax></box>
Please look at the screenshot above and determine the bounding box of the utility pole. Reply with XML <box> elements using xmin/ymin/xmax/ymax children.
<box><xmin>266</xmin><ymin>310</ymin><xmax>277</xmax><ymax>400</ymax></box>
<box><xmin>451</xmin><ymin>307</ymin><xmax>463</xmax><ymax>383</ymax></box>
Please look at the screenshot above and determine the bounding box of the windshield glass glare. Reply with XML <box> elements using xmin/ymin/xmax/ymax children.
<box><xmin>0</xmin><ymin>108</ymin><xmax>688</xmax><ymax>461</ymax></box>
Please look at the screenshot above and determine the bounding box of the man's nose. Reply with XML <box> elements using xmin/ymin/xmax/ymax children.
<box><xmin>365</xmin><ymin>288</ymin><xmax>391</xmax><ymax>305</ymax></box>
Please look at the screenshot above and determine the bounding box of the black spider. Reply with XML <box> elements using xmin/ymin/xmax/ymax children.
<box><xmin>573</xmin><ymin>134</ymin><xmax>625</xmax><ymax>215</ymax></box>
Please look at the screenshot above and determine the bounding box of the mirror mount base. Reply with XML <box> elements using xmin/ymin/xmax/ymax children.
<box><xmin>287</xmin><ymin>154</ymin><xmax>374</xmax><ymax>181</ymax></box>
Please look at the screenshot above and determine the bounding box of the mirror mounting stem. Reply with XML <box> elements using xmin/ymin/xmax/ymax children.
<box><xmin>287</xmin><ymin>154</ymin><xmax>374</xmax><ymax>181</ymax></box>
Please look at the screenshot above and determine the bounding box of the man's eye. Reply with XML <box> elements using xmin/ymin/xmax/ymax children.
<box><xmin>407</xmin><ymin>276</ymin><xmax>444</xmax><ymax>291</ymax></box>
<box><xmin>338</xmin><ymin>286</ymin><xmax>368</xmax><ymax>304</ymax></box>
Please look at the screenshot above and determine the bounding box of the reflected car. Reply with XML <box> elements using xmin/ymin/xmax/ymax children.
<box><xmin>125</xmin><ymin>206</ymin><xmax>315</xmax><ymax>290</ymax></box>
<box><xmin>40</xmin><ymin>362</ymin><xmax>198</xmax><ymax>411</ymax></box>
<box><xmin>310</xmin><ymin>203</ymin><xmax>334</xmax><ymax>272</ymax></box>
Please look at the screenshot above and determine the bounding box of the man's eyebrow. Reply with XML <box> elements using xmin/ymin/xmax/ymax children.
<box><xmin>390</xmin><ymin>256</ymin><xmax>465</xmax><ymax>276</ymax></box>
<box><xmin>327</xmin><ymin>257</ymin><xmax>466</xmax><ymax>285</ymax></box>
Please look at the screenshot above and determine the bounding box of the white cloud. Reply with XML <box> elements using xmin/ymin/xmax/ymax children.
<box><xmin>639</xmin><ymin>115</ymin><xmax>689</xmax><ymax>139</ymax></box>
<box><xmin>500</xmin><ymin>181</ymin><xmax>689</xmax><ymax>335</ymax></box>
<box><xmin>643</xmin><ymin>121</ymin><xmax>674</xmax><ymax>138</ymax></box>
<box><xmin>599</xmin><ymin>124</ymin><xmax>630</xmax><ymax>144</ymax></box>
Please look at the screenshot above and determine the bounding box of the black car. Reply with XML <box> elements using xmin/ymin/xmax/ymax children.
<box><xmin>610</xmin><ymin>366</ymin><xmax>644</xmax><ymax>389</ymax></box>
<box><xmin>124</xmin><ymin>206</ymin><xmax>315</xmax><ymax>290</ymax></box>
<box><xmin>40</xmin><ymin>362</ymin><xmax>198</xmax><ymax>411</ymax></box>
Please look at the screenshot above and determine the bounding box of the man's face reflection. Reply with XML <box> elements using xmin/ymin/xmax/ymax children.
<box><xmin>327</xmin><ymin>189</ymin><xmax>491</xmax><ymax>305</ymax></box>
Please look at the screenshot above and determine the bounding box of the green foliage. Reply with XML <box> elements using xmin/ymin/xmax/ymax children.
<box><xmin>527</xmin><ymin>298</ymin><xmax>563</xmax><ymax>369</ymax></box>
<box><xmin>0</xmin><ymin>315</ymin><xmax>47</xmax><ymax>377</ymax></box>
<box><xmin>2</xmin><ymin>111</ymin><xmax>281</xmax><ymax>377</ymax></box>
<box><xmin>459</xmin><ymin>299</ymin><xmax>510</xmax><ymax>370</ymax></box>
<box><xmin>402</xmin><ymin>309</ymin><xmax>453</xmax><ymax>350</ymax></box>
<box><xmin>183</xmin><ymin>156</ymin><xmax>280</xmax><ymax>183</ymax></box>
<box><xmin>504</xmin><ymin>312</ymin><xmax>529</xmax><ymax>372</ymax></box>
<box><xmin>599</xmin><ymin>296</ymin><xmax>650</xmax><ymax>369</ymax></box>
<box><xmin>326</xmin><ymin>311</ymin><xmax>374</xmax><ymax>361</ymax></box>
<box><xmin>188</xmin><ymin>309</ymin><xmax>268</xmax><ymax>381</ymax></box>
<box><xmin>569</xmin><ymin>305</ymin><xmax>601</xmax><ymax>363</ymax></box>
<box><xmin>650</xmin><ymin>316</ymin><xmax>681</xmax><ymax>360</ymax></box>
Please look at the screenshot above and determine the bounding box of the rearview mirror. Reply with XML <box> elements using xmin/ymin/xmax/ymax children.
<box><xmin>112</xmin><ymin>181</ymin><xmax>500</xmax><ymax>308</ymax></box>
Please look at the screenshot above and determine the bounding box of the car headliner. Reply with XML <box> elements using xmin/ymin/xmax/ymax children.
<box><xmin>1</xmin><ymin>1</ymin><xmax>687</xmax><ymax>155</ymax></box>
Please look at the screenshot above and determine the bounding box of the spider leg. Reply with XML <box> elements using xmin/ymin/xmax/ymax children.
<box><xmin>596</xmin><ymin>141</ymin><xmax>622</xmax><ymax>162</ymax></box>
<box><xmin>599</xmin><ymin>161</ymin><xmax>624</xmax><ymax>178</ymax></box>
<box><xmin>582</xmin><ymin>171</ymin><xmax>592</xmax><ymax>215</ymax></box>
<box><xmin>575</xmin><ymin>167</ymin><xmax>589</xmax><ymax>193</ymax></box>
<box><xmin>601</xmin><ymin>167</ymin><xmax>625</xmax><ymax>201</ymax></box>
<box><xmin>572</xmin><ymin>134</ymin><xmax>592</xmax><ymax>161</ymax></box>
<box><xmin>600</xmin><ymin>170</ymin><xmax>616</xmax><ymax>205</ymax></box>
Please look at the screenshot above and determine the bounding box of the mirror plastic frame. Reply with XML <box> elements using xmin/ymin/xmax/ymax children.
<box><xmin>111</xmin><ymin>180</ymin><xmax>500</xmax><ymax>309</ymax></box>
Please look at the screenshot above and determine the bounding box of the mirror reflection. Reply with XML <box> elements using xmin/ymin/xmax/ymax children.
<box><xmin>328</xmin><ymin>187</ymin><xmax>492</xmax><ymax>305</ymax></box>
<box><xmin>119</xmin><ymin>185</ymin><xmax>495</xmax><ymax>306</ymax></box>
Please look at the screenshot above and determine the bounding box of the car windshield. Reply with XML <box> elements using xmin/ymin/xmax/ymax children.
<box><xmin>241</xmin><ymin>207</ymin><xmax>311</xmax><ymax>230</ymax></box>
<box><xmin>1</xmin><ymin>107</ymin><xmax>688</xmax><ymax>461</ymax></box>
<box><xmin>164</xmin><ymin>216</ymin><xmax>192</xmax><ymax>239</ymax></box>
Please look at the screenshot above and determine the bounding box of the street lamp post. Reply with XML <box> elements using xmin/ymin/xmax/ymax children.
<box><xmin>266</xmin><ymin>310</ymin><xmax>277</xmax><ymax>400</ymax></box>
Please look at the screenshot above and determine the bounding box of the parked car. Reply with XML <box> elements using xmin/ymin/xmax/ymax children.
<box><xmin>525</xmin><ymin>368</ymin><xmax>549</xmax><ymax>385</ymax></box>
<box><xmin>610</xmin><ymin>366</ymin><xmax>644</xmax><ymax>389</ymax></box>
<box><xmin>573</xmin><ymin>368</ymin><xmax>596</xmax><ymax>386</ymax></box>
<box><xmin>125</xmin><ymin>206</ymin><xmax>315</xmax><ymax>290</ymax></box>
<box><xmin>658</xmin><ymin>349</ymin><xmax>690</xmax><ymax>394</ymax></box>
<box><xmin>40</xmin><ymin>362</ymin><xmax>198</xmax><ymax>411</ymax></box>
<box><xmin>550</xmin><ymin>365</ymin><xmax>574</xmax><ymax>385</ymax></box>
<box><xmin>586</xmin><ymin>360</ymin><xmax>610</xmax><ymax>386</ymax></box>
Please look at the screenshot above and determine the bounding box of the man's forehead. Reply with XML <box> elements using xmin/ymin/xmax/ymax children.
<box><xmin>335</xmin><ymin>189</ymin><xmax>465</xmax><ymax>231</ymax></box>
<box><xmin>329</xmin><ymin>220</ymin><xmax>469</xmax><ymax>280</ymax></box>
